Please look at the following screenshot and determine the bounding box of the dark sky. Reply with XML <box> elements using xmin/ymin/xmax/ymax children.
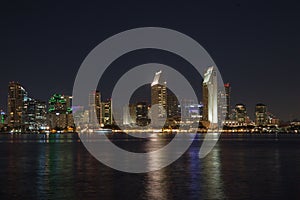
<box><xmin>0</xmin><ymin>0</ymin><xmax>300</xmax><ymax>121</ymax></box>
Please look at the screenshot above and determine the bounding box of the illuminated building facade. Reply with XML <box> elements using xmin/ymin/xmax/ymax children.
<box><xmin>202</xmin><ymin>66</ymin><xmax>218</xmax><ymax>128</ymax></box>
<box><xmin>48</xmin><ymin>94</ymin><xmax>74</xmax><ymax>131</ymax></box>
<box><xmin>136</xmin><ymin>102</ymin><xmax>150</xmax><ymax>126</ymax></box>
<box><xmin>180</xmin><ymin>99</ymin><xmax>203</xmax><ymax>123</ymax></box>
<box><xmin>101</xmin><ymin>99</ymin><xmax>113</xmax><ymax>126</ymax></box>
<box><xmin>0</xmin><ymin>111</ymin><xmax>6</xmax><ymax>125</ymax></box>
<box><xmin>224</xmin><ymin>83</ymin><xmax>231</xmax><ymax>120</ymax></box>
<box><xmin>255</xmin><ymin>103</ymin><xmax>268</xmax><ymax>126</ymax></box>
<box><xmin>23</xmin><ymin>98</ymin><xmax>47</xmax><ymax>132</ymax></box>
<box><xmin>151</xmin><ymin>71</ymin><xmax>167</xmax><ymax>127</ymax></box>
<box><xmin>7</xmin><ymin>82</ymin><xmax>27</xmax><ymax>130</ymax></box>
<box><xmin>235</xmin><ymin>104</ymin><xmax>247</xmax><ymax>124</ymax></box>
<box><xmin>151</xmin><ymin>70</ymin><xmax>167</xmax><ymax>117</ymax></box>
<box><xmin>267</xmin><ymin>113</ymin><xmax>280</xmax><ymax>126</ymax></box>
<box><xmin>35</xmin><ymin>100</ymin><xmax>47</xmax><ymax>130</ymax></box>
<box><xmin>23</xmin><ymin>97</ymin><xmax>36</xmax><ymax>131</ymax></box>
<box><xmin>89</xmin><ymin>91</ymin><xmax>102</xmax><ymax>126</ymax></box>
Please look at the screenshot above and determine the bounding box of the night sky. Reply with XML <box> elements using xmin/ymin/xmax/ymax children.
<box><xmin>1</xmin><ymin>1</ymin><xmax>300</xmax><ymax>121</ymax></box>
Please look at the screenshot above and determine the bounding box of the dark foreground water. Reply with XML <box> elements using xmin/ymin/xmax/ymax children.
<box><xmin>0</xmin><ymin>133</ymin><xmax>300</xmax><ymax>200</ymax></box>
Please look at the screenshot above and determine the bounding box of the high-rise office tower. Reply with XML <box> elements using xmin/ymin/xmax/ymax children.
<box><xmin>48</xmin><ymin>94</ymin><xmax>74</xmax><ymax>131</ymax></box>
<box><xmin>95</xmin><ymin>92</ymin><xmax>101</xmax><ymax>124</ymax></box>
<box><xmin>23</xmin><ymin>98</ymin><xmax>47</xmax><ymax>132</ymax></box>
<box><xmin>101</xmin><ymin>99</ymin><xmax>113</xmax><ymax>126</ymax></box>
<box><xmin>7</xmin><ymin>82</ymin><xmax>27</xmax><ymax>129</ymax></box>
<box><xmin>88</xmin><ymin>91</ymin><xmax>102</xmax><ymax>125</ymax></box>
<box><xmin>151</xmin><ymin>70</ymin><xmax>167</xmax><ymax>118</ymax></box>
<box><xmin>255</xmin><ymin>103</ymin><xmax>268</xmax><ymax>126</ymax></box>
<box><xmin>202</xmin><ymin>66</ymin><xmax>218</xmax><ymax>127</ymax></box>
<box><xmin>35</xmin><ymin>100</ymin><xmax>47</xmax><ymax>130</ymax></box>
<box><xmin>224</xmin><ymin>83</ymin><xmax>231</xmax><ymax>120</ymax></box>
<box><xmin>235</xmin><ymin>104</ymin><xmax>247</xmax><ymax>124</ymax></box>
<box><xmin>23</xmin><ymin>97</ymin><xmax>36</xmax><ymax>131</ymax></box>
<box><xmin>151</xmin><ymin>71</ymin><xmax>167</xmax><ymax>127</ymax></box>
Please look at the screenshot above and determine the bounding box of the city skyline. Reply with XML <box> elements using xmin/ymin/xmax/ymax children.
<box><xmin>0</xmin><ymin>79</ymin><xmax>285</xmax><ymax>122</ymax></box>
<box><xmin>0</xmin><ymin>69</ymin><xmax>291</xmax><ymax>134</ymax></box>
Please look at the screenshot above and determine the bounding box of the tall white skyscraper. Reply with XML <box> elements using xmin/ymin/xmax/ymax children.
<box><xmin>202</xmin><ymin>66</ymin><xmax>218</xmax><ymax>128</ymax></box>
<box><xmin>151</xmin><ymin>70</ymin><xmax>167</xmax><ymax>127</ymax></box>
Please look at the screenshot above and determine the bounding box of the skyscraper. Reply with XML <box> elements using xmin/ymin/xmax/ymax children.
<box><xmin>151</xmin><ymin>70</ymin><xmax>167</xmax><ymax>117</ymax></box>
<box><xmin>255</xmin><ymin>103</ymin><xmax>268</xmax><ymax>126</ymax></box>
<box><xmin>88</xmin><ymin>90</ymin><xmax>102</xmax><ymax>126</ymax></box>
<box><xmin>151</xmin><ymin>70</ymin><xmax>167</xmax><ymax>127</ymax></box>
<box><xmin>23</xmin><ymin>97</ymin><xmax>36</xmax><ymax>131</ymax></box>
<box><xmin>48</xmin><ymin>94</ymin><xmax>74</xmax><ymax>131</ymax></box>
<box><xmin>202</xmin><ymin>66</ymin><xmax>218</xmax><ymax>128</ymax></box>
<box><xmin>101</xmin><ymin>99</ymin><xmax>113</xmax><ymax>126</ymax></box>
<box><xmin>35</xmin><ymin>100</ymin><xmax>47</xmax><ymax>130</ymax></box>
<box><xmin>23</xmin><ymin>98</ymin><xmax>47</xmax><ymax>132</ymax></box>
<box><xmin>224</xmin><ymin>83</ymin><xmax>231</xmax><ymax>120</ymax></box>
<box><xmin>7</xmin><ymin>82</ymin><xmax>27</xmax><ymax>130</ymax></box>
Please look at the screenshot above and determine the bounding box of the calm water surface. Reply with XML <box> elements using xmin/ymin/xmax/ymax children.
<box><xmin>0</xmin><ymin>133</ymin><xmax>300</xmax><ymax>200</ymax></box>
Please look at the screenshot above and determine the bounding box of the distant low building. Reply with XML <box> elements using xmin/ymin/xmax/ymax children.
<box><xmin>235</xmin><ymin>104</ymin><xmax>248</xmax><ymax>125</ymax></box>
<box><xmin>180</xmin><ymin>99</ymin><xmax>202</xmax><ymax>124</ymax></box>
<box><xmin>267</xmin><ymin>112</ymin><xmax>280</xmax><ymax>126</ymax></box>
<box><xmin>0</xmin><ymin>111</ymin><xmax>7</xmax><ymax>131</ymax></box>
<box><xmin>123</xmin><ymin>104</ymin><xmax>136</xmax><ymax>125</ymax></box>
<box><xmin>255</xmin><ymin>103</ymin><xmax>268</xmax><ymax>126</ymax></box>
<box><xmin>136</xmin><ymin>102</ymin><xmax>150</xmax><ymax>126</ymax></box>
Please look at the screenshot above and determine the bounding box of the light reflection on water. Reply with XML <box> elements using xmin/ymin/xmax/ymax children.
<box><xmin>201</xmin><ymin>148</ymin><xmax>225</xmax><ymax>199</ymax></box>
<box><xmin>145</xmin><ymin>138</ymin><xmax>169</xmax><ymax>200</ymax></box>
<box><xmin>0</xmin><ymin>134</ymin><xmax>300</xmax><ymax>199</ymax></box>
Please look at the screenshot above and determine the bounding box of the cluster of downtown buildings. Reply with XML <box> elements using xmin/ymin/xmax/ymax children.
<box><xmin>0</xmin><ymin>81</ymin><xmax>115</xmax><ymax>133</ymax></box>
<box><xmin>0</xmin><ymin>67</ymin><xmax>298</xmax><ymax>134</ymax></box>
<box><xmin>0</xmin><ymin>82</ymin><xmax>74</xmax><ymax>133</ymax></box>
